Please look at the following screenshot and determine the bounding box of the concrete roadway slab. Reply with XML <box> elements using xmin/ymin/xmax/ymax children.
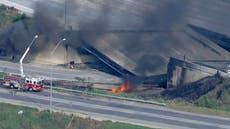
<box><xmin>0</xmin><ymin>60</ymin><xmax>122</xmax><ymax>84</ymax></box>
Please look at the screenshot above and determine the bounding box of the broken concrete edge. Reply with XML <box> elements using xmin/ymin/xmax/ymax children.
<box><xmin>167</xmin><ymin>57</ymin><xmax>230</xmax><ymax>88</ymax></box>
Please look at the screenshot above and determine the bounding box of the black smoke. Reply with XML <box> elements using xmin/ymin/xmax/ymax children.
<box><xmin>0</xmin><ymin>2</ymin><xmax>65</xmax><ymax>58</ymax></box>
<box><xmin>0</xmin><ymin>0</ymin><xmax>106</xmax><ymax>56</ymax></box>
<box><xmin>0</xmin><ymin>0</ymin><xmax>191</xmax><ymax>76</ymax></box>
<box><xmin>109</xmin><ymin>0</ymin><xmax>190</xmax><ymax>76</ymax></box>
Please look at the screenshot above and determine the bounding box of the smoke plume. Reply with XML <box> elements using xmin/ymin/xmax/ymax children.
<box><xmin>2</xmin><ymin>0</ymin><xmax>225</xmax><ymax>77</ymax></box>
<box><xmin>0</xmin><ymin>0</ymin><xmax>109</xmax><ymax>60</ymax></box>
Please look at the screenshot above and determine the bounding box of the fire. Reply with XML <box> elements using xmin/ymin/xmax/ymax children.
<box><xmin>112</xmin><ymin>87</ymin><xmax>118</xmax><ymax>93</ymax></box>
<box><xmin>112</xmin><ymin>81</ymin><xmax>132</xmax><ymax>93</ymax></box>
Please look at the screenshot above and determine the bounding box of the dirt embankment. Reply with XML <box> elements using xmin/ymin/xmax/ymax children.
<box><xmin>162</xmin><ymin>74</ymin><xmax>223</xmax><ymax>101</ymax></box>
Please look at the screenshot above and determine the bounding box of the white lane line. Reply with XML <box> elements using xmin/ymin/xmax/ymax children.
<box><xmin>0</xmin><ymin>65</ymin><xmax>112</xmax><ymax>78</ymax></box>
<box><xmin>1</xmin><ymin>88</ymin><xmax>229</xmax><ymax>129</ymax></box>
<box><xmin>0</xmin><ymin>98</ymin><xmax>167</xmax><ymax>129</ymax></box>
<box><xmin>0</xmin><ymin>65</ymin><xmax>121</xmax><ymax>83</ymax></box>
<box><xmin>157</xmin><ymin>106</ymin><xmax>230</xmax><ymax>121</ymax></box>
<box><xmin>59</xmin><ymin>107</ymin><xmax>189</xmax><ymax>129</ymax></box>
<box><xmin>12</xmin><ymin>92</ymin><xmax>230</xmax><ymax>129</ymax></box>
<box><xmin>0</xmin><ymin>65</ymin><xmax>78</xmax><ymax>79</ymax></box>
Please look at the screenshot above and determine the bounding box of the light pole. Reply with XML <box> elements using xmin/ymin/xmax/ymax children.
<box><xmin>49</xmin><ymin>38</ymin><xmax>66</xmax><ymax>113</ymax></box>
<box><xmin>64</xmin><ymin>0</ymin><xmax>67</xmax><ymax>26</ymax></box>
<box><xmin>20</xmin><ymin>35</ymin><xmax>38</xmax><ymax>77</ymax></box>
<box><xmin>51</xmin><ymin>38</ymin><xmax>66</xmax><ymax>55</ymax></box>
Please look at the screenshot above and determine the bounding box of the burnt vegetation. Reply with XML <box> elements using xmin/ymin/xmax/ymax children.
<box><xmin>162</xmin><ymin>75</ymin><xmax>223</xmax><ymax>101</ymax></box>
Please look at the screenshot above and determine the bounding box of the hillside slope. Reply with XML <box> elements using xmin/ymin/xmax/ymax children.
<box><xmin>162</xmin><ymin>75</ymin><xmax>223</xmax><ymax>100</ymax></box>
<box><xmin>196</xmin><ymin>79</ymin><xmax>230</xmax><ymax>111</ymax></box>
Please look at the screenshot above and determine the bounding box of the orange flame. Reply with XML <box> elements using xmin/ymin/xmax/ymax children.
<box><xmin>112</xmin><ymin>81</ymin><xmax>132</xmax><ymax>93</ymax></box>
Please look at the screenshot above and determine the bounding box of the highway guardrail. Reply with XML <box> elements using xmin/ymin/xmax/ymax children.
<box><xmin>45</xmin><ymin>86</ymin><xmax>166</xmax><ymax>106</ymax></box>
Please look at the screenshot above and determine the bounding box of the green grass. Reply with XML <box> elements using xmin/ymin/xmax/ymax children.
<box><xmin>195</xmin><ymin>79</ymin><xmax>230</xmax><ymax>111</ymax></box>
<box><xmin>0</xmin><ymin>72</ymin><xmax>6</xmax><ymax>80</ymax></box>
<box><xmin>0</xmin><ymin>103</ymin><xmax>157</xmax><ymax>129</ymax></box>
<box><xmin>102</xmin><ymin>121</ymin><xmax>155</xmax><ymax>129</ymax></box>
<box><xmin>0</xmin><ymin>5</ymin><xmax>26</xmax><ymax>30</ymax></box>
<box><xmin>164</xmin><ymin>99</ymin><xmax>230</xmax><ymax>118</ymax></box>
<box><xmin>56</xmin><ymin>84</ymin><xmax>230</xmax><ymax>118</ymax></box>
<box><xmin>0</xmin><ymin>103</ymin><xmax>70</xmax><ymax>129</ymax></box>
<box><xmin>92</xmin><ymin>88</ymin><xmax>135</xmax><ymax>98</ymax></box>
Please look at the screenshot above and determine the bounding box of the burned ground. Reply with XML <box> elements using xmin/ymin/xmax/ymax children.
<box><xmin>162</xmin><ymin>75</ymin><xmax>223</xmax><ymax>101</ymax></box>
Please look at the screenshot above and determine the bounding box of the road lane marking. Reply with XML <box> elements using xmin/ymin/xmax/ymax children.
<box><xmin>3</xmin><ymin>90</ymin><xmax>230</xmax><ymax>129</ymax></box>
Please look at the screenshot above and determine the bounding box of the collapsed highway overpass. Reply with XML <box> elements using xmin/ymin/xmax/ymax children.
<box><xmin>0</xmin><ymin>0</ymin><xmax>230</xmax><ymax>78</ymax></box>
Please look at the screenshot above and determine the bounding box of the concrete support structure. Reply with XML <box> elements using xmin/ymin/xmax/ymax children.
<box><xmin>167</xmin><ymin>57</ymin><xmax>229</xmax><ymax>88</ymax></box>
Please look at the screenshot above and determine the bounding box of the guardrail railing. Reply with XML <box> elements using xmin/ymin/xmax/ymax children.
<box><xmin>45</xmin><ymin>86</ymin><xmax>166</xmax><ymax>106</ymax></box>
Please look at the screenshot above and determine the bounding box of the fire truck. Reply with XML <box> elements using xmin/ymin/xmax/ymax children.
<box><xmin>1</xmin><ymin>74</ymin><xmax>44</xmax><ymax>92</ymax></box>
<box><xmin>1</xmin><ymin>35</ymin><xmax>44</xmax><ymax>92</ymax></box>
<box><xmin>1</xmin><ymin>74</ymin><xmax>21</xmax><ymax>89</ymax></box>
<box><xmin>24</xmin><ymin>77</ymin><xmax>44</xmax><ymax>92</ymax></box>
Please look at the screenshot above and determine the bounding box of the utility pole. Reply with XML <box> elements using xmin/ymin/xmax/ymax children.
<box><xmin>65</xmin><ymin>44</ymin><xmax>68</xmax><ymax>63</ymax></box>
<box><xmin>50</xmin><ymin>38</ymin><xmax>66</xmax><ymax>113</ymax></box>
<box><xmin>64</xmin><ymin>0</ymin><xmax>67</xmax><ymax>26</ymax></box>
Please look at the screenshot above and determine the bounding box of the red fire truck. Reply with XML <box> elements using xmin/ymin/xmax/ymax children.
<box><xmin>1</xmin><ymin>35</ymin><xmax>44</xmax><ymax>92</ymax></box>
<box><xmin>1</xmin><ymin>74</ymin><xmax>21</xmax><ymax>89</ymax></box>
<box><xmin>1</xmin><ymin>74</ymin><xmax>44</xmax><ymax>92</ymax></box>
<box><xmin>24</xmin><ymin>77</ymin><xmax>44</xmax><ymax>92</ymax></box>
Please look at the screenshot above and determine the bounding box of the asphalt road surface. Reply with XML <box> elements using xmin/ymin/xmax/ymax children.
<box><xmin>0</xmin><ymin>60</ymin><xmax>121</xmax><ymax>84</ymax></box>
<box><xmin>1</xmin><ymin>1</ymin><xmax>230</xmax><ymax>128</ymax></box>
<box><xmin>0</xmin><ymin>88</ymin><xmax>230</xmax><ymax>129</ymax></box>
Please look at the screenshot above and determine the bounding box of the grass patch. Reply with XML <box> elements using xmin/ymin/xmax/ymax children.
<box><xmin>195</xmin><ymin>79</ymin><xmax>230</xmax><ymax>111</ymax></box>
<box><xmin>0</xmin><ymin>72</ymin><xmax>6</xmax><ymax>79</ymax></box>
<box><xmin>0</xmin><ymin>103</ymin><xmax>157</xmax><ymax>129</ymax></box>
<box><xmin>102</xmin><ymin>121</ymin><xmax>155</xmax><ymax>129</ymax></box>
<box><xmin>0</xmin><ymin>72</ymin><xmax>5</xmax><ymax>75</ymax></box>
<box><xmin>0</xmin><ymin>5</ymin><xmax>26</xmax><ymax>30</ymax></box>
<box><xmin>0</xmin><ymin>103</ymin><xmax>70</xmax><ymax>129</ymax></box>
<box><xmin>165</xmin><ymin>99</ymin><xmax>230</xmax><ymax>118</ymax></box>
<box><xmin>91</xmin><ymin>88</ymin><xmax>137</xmax><ymax>98</ymax></box>
<box><xmin>159</xmin><ymin>75</ymin><xmax>230</xmax><ymax>117</ymax></box>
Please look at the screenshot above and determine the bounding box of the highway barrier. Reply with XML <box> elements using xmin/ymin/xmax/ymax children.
<box><xmin>45</xmin><ymin>86</ymin><xmax>166</xmax><ymax>106</ymax></box>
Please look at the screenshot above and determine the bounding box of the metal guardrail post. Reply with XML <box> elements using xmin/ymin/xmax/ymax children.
<box><xmin>45</xmin><ymin>86</ymin><xmax>166</xmax><ymax>106</ymax></box>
